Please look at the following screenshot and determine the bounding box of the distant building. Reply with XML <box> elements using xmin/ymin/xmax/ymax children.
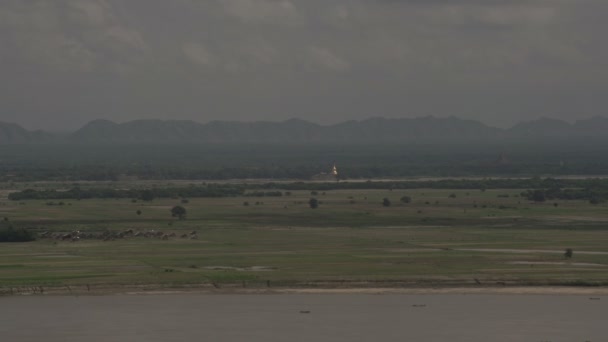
<box><xmin>311</xmin><ymin>164</ymin><xmax>339</xmax><ymax>181</ymax></box>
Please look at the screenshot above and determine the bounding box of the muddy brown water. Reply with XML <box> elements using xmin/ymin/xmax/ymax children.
<box><xmin>0</xmin><ymin>294</ymin><xmax>605</xmax><ymax>342</ymax></box>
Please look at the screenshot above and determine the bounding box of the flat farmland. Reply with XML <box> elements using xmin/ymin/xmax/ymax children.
<box><xmin>1</xmin><ymin>187</ymin><xmax>608</xmax><ymax>291</ymax></box>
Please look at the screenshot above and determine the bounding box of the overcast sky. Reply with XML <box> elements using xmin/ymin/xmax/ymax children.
<box><xmin>0</xmin><ymin>0</ymin><xmax>607</xmax><ymax>130</ymax></box>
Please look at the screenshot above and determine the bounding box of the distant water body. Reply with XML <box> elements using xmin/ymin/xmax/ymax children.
<box><xmin>1</xmin><ymin>294</ymin><xmax>605</xmax><ymax>342</ymax></box>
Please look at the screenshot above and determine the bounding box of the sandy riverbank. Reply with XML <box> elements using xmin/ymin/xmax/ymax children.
<box><xmin>4</xmin><ymin>283</ymin><xmax>608</xmax><ymax>297</ymax></box>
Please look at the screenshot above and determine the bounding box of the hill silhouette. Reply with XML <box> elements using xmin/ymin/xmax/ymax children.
<box><xmin>2</xmin><ymin>116</ymin><xmax>608</xmax><ymax>144</ymax></box>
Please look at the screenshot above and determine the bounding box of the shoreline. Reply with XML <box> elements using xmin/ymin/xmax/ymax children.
<box><xmin>3</xmin><ymin>283</ymin><xmax>608</xmax><ymax>297</ymax></box>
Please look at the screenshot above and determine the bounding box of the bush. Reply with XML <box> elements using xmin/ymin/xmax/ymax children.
<box><xmin>400</xmin><ymin>196</ymin><xmax>411</xmax><ymax>204</ymax></box>
<box><xmin>171</xmin><ymin>205</ymin><xmax>187</xmax><ymax>220</ymax></box>
<box><xmin>382</xmin><ymin>198</ymin><xmax>391</xmax><ymax>207</ymax></box>
<box><xmin>141</xmin><ymin>190</ymin><xmax>155</xmax><ymax>201</ymax></box>
<box><xmin>309</xmin><ymin>198</ymin><xmax>319</xmax><ymax>209</ymax></box>
<box><xmin>590</xmin><ymin>197</ymin><xmax>603</xmax><ymax>205</ymax></box>
<box><xmin>0</xmin><ymin>226</ymin><xmax>36</xmax><ymax>242</ymax></box>
<box><xmin>531</xmin><ymin>190</ymin><xmax>546</xmax><ymax>202</ymax></box>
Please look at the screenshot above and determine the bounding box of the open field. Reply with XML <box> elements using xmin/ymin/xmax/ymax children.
<box><xmin>2</xmin><ymin>186</ymin><xmax>608</xmax><ymax>291</ymax></box>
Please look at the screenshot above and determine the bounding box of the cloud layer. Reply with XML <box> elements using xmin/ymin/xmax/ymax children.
<box><xmin>0</xmin><ymin>0</ymin><xmax>606</xmax><ymax>130</ymax></box>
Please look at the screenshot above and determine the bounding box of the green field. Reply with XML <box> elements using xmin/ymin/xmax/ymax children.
<box><xmin>2</xmin><ymin>186</ymin><xmax>608</xmax><ymax>291</ymax></box>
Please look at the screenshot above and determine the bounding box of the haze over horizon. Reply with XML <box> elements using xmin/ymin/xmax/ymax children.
<box><xmin>1</xmin><ymin>0</ymin><xmax>607</xmax><ymax>131</ymax></box>
<box><xmin>6</xmin><ymin>115</ymin><xmax>608</xmax><ymax>134</ymax></box>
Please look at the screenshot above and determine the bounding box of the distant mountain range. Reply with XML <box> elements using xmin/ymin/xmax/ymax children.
<box><xmin>2</xmin><ymin>116</ymin><xmax>608</xmax><ymax>144</ymax></box>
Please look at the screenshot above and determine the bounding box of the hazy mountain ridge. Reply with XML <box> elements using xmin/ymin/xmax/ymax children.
<box><xmin>1</xmin><ymin>116</ymin><xmax>608</xmax><ymax>144</ymax></box>
<box><xmin>0</xmin><ymin>121</ymin><xmax>56</xmax><ymax>144</ymax></box>
<box><xmin>67</xmin><ymin>116</ymin><xmax>504</xmax><ymax>143</ymax></box>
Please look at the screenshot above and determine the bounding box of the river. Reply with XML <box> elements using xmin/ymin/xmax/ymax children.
<box><xmin>1</xmin><ymin>294</ymin><xmax>605</xmax><ymax>341</ymax></box>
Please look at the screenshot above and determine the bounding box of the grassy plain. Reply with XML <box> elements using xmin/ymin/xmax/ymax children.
<box><xmin>1</xmin><ymin>186</ymin><xmax>608</xmax><ymax>291</ymax></box>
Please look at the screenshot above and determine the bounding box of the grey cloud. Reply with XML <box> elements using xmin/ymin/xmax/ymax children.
<box><xmin>219</xmin><ymin>0</ymin><xmax>301</xmax><ymax>24</ymax></box>
<box><xmin>70</xmin><ymin>0</ymin><xmax>109</xmax><ymax>24</ymax></box>
<box><xmin>0</xmin><ymin>0</ymin><xmax>606</xmax><ymax>130</ymax></box>
<box><xmin>307</xmin><ymin>46</ymin><xmax>351</xmax><ymax>71</ymax></box>
<box><xmin>182</xmin><ymin>42</ymin><xmax>215</xmax><ymax>67</ymax></box>
<box><xmin>0</xmin><ymin>0</ymin><xmax>147</xmax><ymax>73</ymax></box>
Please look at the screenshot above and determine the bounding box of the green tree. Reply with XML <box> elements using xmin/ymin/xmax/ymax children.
<box><xmin>141</xmin><ymin>190</ymin><xmax>155</xmax><ymax>201</ymax></box>
<box><xmin>309</xmin><ymin>198</ymin><xmax>319</xmax><ymax>209</ymax></box>
<box><xmin>382</xmin><ymin>198</ymin><xmax>391</xmax><ymax>207</ymax></box>
<box><xmin>531</xmin><ymin>190</ymin><xmax>546</xmax><ymax>202</ymax></box>
<box><xmin>171</xmin><ymin>205</ymin><xmax>187</xmax><ymax>220</ymax></box>
<box><xmin>400</xmin><ymin>195</ymin><xmax>411</xmax><ymax>204</ymax></box>
<box><xmin>0</xmin><ymin>226</ymin><xmax>36</xmax><ymax>242</ymax></box>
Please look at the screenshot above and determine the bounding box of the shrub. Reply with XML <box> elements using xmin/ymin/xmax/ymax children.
<box><xmin>0</xmin><ymin>226</ymin><xmax>36</xmax><ymax>242</ymax></box>
<box><xmin>590</xmin><ymin>197</ymin><xmax>603</xmax><ymax>205</ymax></box>
<box><xmin>141</xmin><ymin>190</ymin><xmax>155</xmax><ymax>201</ymax></box>
<box><xmin>531</xmin><ymin>190</ymin><xmax>546</xmax><ymax>202</ymax></box>
<box><xmin>170</xmin><ymin>205</ymin><xmax>187</xmax><ymax>220</ymax></box>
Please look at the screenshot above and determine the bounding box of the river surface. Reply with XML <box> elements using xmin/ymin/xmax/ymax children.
<box><xmin>1</xmin><ymin>294</ymin><xmax>605</xmax><ymax>342</ymax></box>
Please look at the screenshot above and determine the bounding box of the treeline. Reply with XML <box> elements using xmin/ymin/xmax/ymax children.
<box><xmin>2</xmin><ymin>163</ymin><xmax>605</xmax><ymax>182</ymax></box>
<box><xmin>10</xmin><ymin>177</ymin><xmax>608</xmax><ymax>201</ymax></box>
<box><xmin>522</xmin><ymin>186</ymin><xmax>608</xmax><ymax>204</ymax></box>
<box><xmin>244</xmin><ymin>191</ymin><xmax>284</xmax><ymax>197</ymax></box>
<box><xmin>9</xmin><ymin>185</ymin><xmax>245</xmax><ymax>201</ymax></box>
<box><xmin>255</xmin><ymin>178</ymin><xmax>608</xmax><ymax>191</ymax></box>
<box><xmin>4</xmin><ymin>142</ymin><xmax>608</xmax><ymax>182</ymax></box>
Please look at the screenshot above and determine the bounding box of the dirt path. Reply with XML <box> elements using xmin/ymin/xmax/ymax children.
<box><xmin>456</xmin><ymin>248</ymin><xmax>608</xmax><ymax>255</ymax></box>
